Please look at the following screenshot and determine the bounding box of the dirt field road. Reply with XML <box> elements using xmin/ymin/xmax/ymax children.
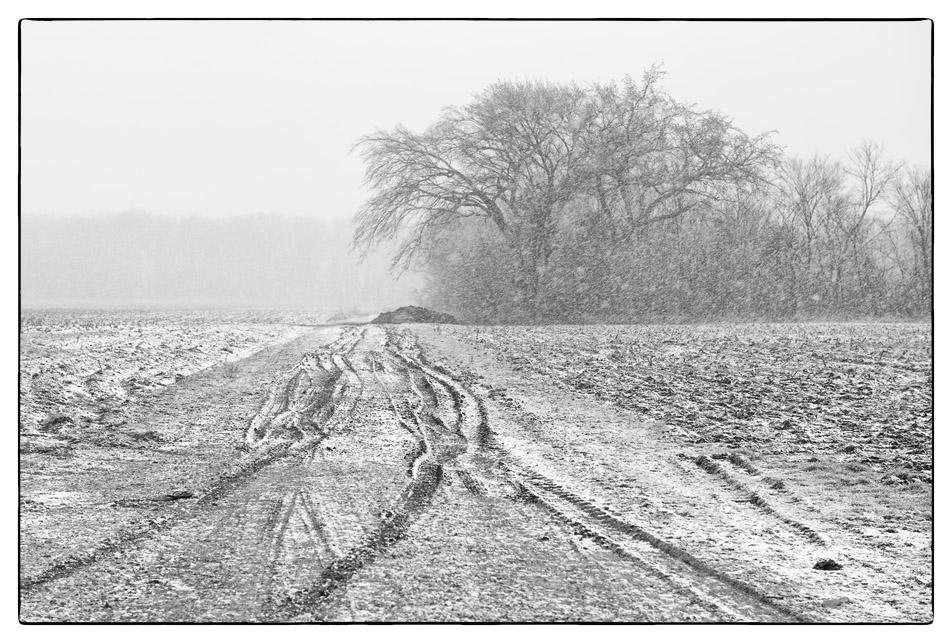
<box><xmin>19</xmin><ymin>324</ymin><xmax>932</xmax><ymax>622</ymax></box>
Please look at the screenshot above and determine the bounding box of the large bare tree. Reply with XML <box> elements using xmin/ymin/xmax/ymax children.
<box><xmin>353</xmin><ymin>70</ymin><xmax>778</xmax><ymax>313</ymax></box>
<box><xmin>354</xmin><ymin>80</ymin><xmax>590</xmax><ymax>308</ymax></box>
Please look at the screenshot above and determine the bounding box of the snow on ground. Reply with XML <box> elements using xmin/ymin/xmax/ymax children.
<box><xmin>453</xmin><ymin>323</ymin><xmax>931</xmax><ymax>481</ymax></box>
<box><xmin>17</xmin><ymin>316</ymin><xmax>932</xmax><ymax>622</ymax></box>
<box><xmin>427</xmin><ymin>322</ymin><xmax>933</xmax><ymax>622</ymax></box>
<box><xmin>19</xmin><ymin>309</ymin><xmax>314</xmax><ymax>451</ymax></box>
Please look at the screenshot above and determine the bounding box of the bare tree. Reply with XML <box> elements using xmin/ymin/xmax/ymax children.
<box><xmin>353</xmin><ymin>80</ymin><xmax>591</xmax><ymax>311</ymax></box>
<box><xmin>353</xmin><ymin>70</ymin><xmax>778</xmax><ymax>315</ymax></box>
<box><xmin>892</xmin><ymin>165</ymin><xmax>933</xmax><ymax>307</ymax></box>
<box><xmin>830</xmin><ymin>141</ymin><xmax>898</xmax><ymax>306</ymax></box>
<box><xmin>846</xmin><ymin>141</ymin><xmax>899</xmax><ymax>226</ymax></box>
<box><xmin>776</xmin><ymin>154</ymin><xmax>847</xmax><ymax>311</ymax></box>
<box><xmin>582</xmin><ymin>69</ymin><xmax>780</xmax><ymax>240</ymax></box>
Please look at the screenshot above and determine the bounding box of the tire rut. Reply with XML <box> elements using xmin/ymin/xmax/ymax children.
<box><xmin>688</xmin><ymin>454</ymin><xmax>827</xmax><ymax>547</ymax></box>
<box><xmin>269</xmin><ymin>347</ymin><xmax>452</xmax><ymax>619</ymax></box>
<box><xmin>246</xmin><ymin>327</ymin><xmax>363</xmax><ymax>449</ymax></box>
<box><xmin>385</xmin><ymin>328</ymin><xmax>810</xmax><ymax>623</ymax></box>
<box><xmin>20</xmin><ymin>327</ymin><xmax>365</xmax><ymax>599</ymax></box>
<box><xmin>24</xmin><ymin>326</ymin><xmax>833</xmax><ymax>622</ymax></box>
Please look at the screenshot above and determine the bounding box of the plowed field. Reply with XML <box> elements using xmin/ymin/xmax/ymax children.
<box><xmin>19</xmin><ymin>313</ymin><xmax>932</xmax><ymax>622</ymax></box>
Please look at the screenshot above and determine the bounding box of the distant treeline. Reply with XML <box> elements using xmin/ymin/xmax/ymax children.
<box><xmin>354</xmin><ymin>72</ymin><xmax>932</xmax><ymax>322</ymax></box>
<box><xmin>21</xmin><ymin>212</ymin><xmax>420</xmax><ymax>310</ymax></box>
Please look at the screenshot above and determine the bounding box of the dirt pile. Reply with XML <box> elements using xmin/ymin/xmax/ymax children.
<box><xmin>371</xmin><ymin>306</ymin><xmax>457</xmax><ymax>325</ymax></box>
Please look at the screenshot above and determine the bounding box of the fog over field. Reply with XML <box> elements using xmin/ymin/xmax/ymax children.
<box><xmin>21</xmin><ymin>213</ymin><xmax>420</xmax><ymax>310</ymax></box>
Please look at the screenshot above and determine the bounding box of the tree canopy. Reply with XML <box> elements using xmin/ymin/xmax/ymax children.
<box><xmin>354</xmin><ymin>70</ymin><xmax>779</xmax><ymax>311</ymax></box>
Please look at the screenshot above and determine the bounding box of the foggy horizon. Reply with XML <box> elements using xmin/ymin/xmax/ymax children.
<box><xmin>19</xmin><ymin>208</ymin><xmax>363</xmax><ymax>223</ymax></box>
<box><xmin>20</xmin><ymin>211</ymin><xmax>423</xmax><ymax>310</ymax></box>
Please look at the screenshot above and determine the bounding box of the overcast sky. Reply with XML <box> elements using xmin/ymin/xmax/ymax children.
<box><xmin>20</xmin><ymin>19</ymin><xmax>931</xmax><ymax>219</ymax></box>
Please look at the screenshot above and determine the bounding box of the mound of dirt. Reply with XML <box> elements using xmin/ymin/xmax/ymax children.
<box><xmin>371</xmin><ymin>306</ymin><xmax>457</xmax><ymax>325</ymax></box>
<box><xmin>326</xmin><ymin>308</ymin><xmax>365</xmax><ymax>323</ymax></box>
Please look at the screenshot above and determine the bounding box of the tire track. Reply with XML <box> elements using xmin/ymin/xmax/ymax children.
<box><xmin>385</xmin><ymin>330</ymin><xmax>484</xmax><ymax>456</ymax></box>
<box><xmin>512</xmin><ymin>475</ymin><xmax>753</xmax><ymax>620</ymax></box>
<box><xmin>671</xmin><ymin>451</ymin><xmax>919</xmax><ymax>587</ymax></box>
<box><xmin>335</xmin><ymin>353</ymin><xmax>364</xmax><ymax>422</ymax></box>
<box><xmin>262</xmin><ymin>487</ymin><xmax>344</xmax><ymax>612</ymax></box>
<box><xmin>264</xmin><ymin>489</ymin><xmax>299</xmax><ymax>600</ymax></box>
<box><xmin>21</xmin><ymin>327</ymin><xmax>365</xmax><ymax>597</ymax></box>
<box><xmin>298</xmin><ymin>491</ymin><xmax>343</xmax><ymax>560</ymax></box>
<box><xmin>247</xmin><ymin>327</ymin><xmax>363</xmax><ymax>449</ymax></box>
<box><xmin>689</xmin><ymin>454</ymin><xmax>827</xmax><ymax>547</ymax></box>
<box><xmin>387</xmin><ymin>329</ymin><xmax>810</xmax><ymax>623</ymax></box>
<box><xmin>271</xmin><ymin>460</ymin><xmax>442</xmax><ymax>620</ymax></box>
<box><xmin>255</xmin><ymin>329</ymin><xmax>368</xmax><ymax>610</ymax></box>
<box><xmin>269</xmin><ymin>342</ymin><xmax>467</xmax><ymax>620</ymax></box>
<box><xmin>244</xmin><ymin>330</ymin><xmax>353</xmax><ymax>446</ymax></box>
<box><xmin>453</xmin><ymin>468</ymin><xmax>489</xmax><ymax>497</ymax></box>
<box><xmin>508</xmin><ymin>464</ymin><xmax>808</xmax><ymax>622</ymax></box>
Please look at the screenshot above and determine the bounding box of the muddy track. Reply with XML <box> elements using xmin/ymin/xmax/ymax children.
<box><xmin>269</xmin><ymin>345</ymin><xmax>455</xmax><ymax>619</ymax></box>
<box><xmin>688</xmin><ymin>454</ymin><xmax>828</xmax><ymax>547</ymax></box>
<box><xmin>264</xmin><ymin>328</ymin><xmax>495</xmax><ymax>619</ymax></box>
<box><xmin>18</xmin><ymin>429</ymin><xmax>312</xmax><ymax>596</ymax></box>
<box><xmin>384</xmin><ymin>329</ymin><xmax>810</xmax><ymax>623</ymax></box>
<box><xmin>249</xmin><ymin>328</ymin><xmax>368</xmax><ymax>611</ymax></box>
<box><xmin>262</xmin><ymin>487</ymin><xmax>342</xmax><ymax>610</ymax></box>
<box><xmin>247</xmin><ymin>327</ymin><xmax>363</xmax><ymax>449</ymax></box>
<box><xmin>20</xmin><ymin>328</ymin><xmax>365</xmax><ymax>597</ymax></box>
<box><xmin>681</xmin><ymin>451</ymin><xmax>868</xmax><ymax>542</ymax></box>
<box><xmin>514</xmin><ymin>476</ymin><xmax>773</xmax><ymax>620</ymax></box>
<box><xmin>676</xmin><ymin>452</ymin><xmax>905</xmax><ymax>582</ymax></box>
<box><xmin>25</xmin><ymin>325</ymin><xmax>891</xmax><ymax>622</ymax></box>
<box><xmin>508</xmin><ymin>466</ymin><xmax>809</xmax><ymax>621</ymax></box>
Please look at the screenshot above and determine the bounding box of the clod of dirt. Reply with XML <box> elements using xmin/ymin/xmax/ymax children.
<box><xmin>822</xmin><ymin>597</ymin><xmax>850</xmax><ymax>608</ymax></box>
<box><xmin>813</xmin><ymin>558</ymin><xmax>843</xmax><ymax>571</ymax></box>
<box><xmin>20</xmin><ymin>440</ymin><xmax>73</xmax><ymax>457</ymax></box>
<box><xmin>129</xmin><ymin>429</ymin><xmax>163</xmax><ymax>443</ymax></box>
<box><xmin>764</xmin><ymin>477</ymin><xmax>787</xmax><ymax>491</ymax></box>
<box><xmin>39</xmin><ymin>414</ymin><xmax>73</xmax><ymax>432</ymax></box>
<box><xmin>371</xmin><ymin>306</ymin><xmax>457</xmax><ymax>325</ymax></box>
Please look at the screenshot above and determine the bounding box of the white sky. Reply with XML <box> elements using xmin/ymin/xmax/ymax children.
<box><xmin>20</xmin><ymin>19</ymin><xmax>931</xmax><ymax>219</ymax></box>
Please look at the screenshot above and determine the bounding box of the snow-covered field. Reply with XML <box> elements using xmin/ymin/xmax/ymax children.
<box><xmin>431</xmin><ymin>323</ymin><xmax>933</xmax><ymax>622</ymax></box>
<box><xmin>18</xmin><ymin>314</ymin><xmax>933</xmax><ymax>623</ymax></box>
<box><xmin>453</xmin><ymin>323</ymin><xmax>932</xmax><ymax>480</ymax></box>
<box><xmin>19</xmin><ymin>309</ymin><xmax>314</xmax><ymax>452</ymax></box>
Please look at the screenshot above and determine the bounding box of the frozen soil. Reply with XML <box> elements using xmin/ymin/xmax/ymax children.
<box><xmin>19</xmin><ymin>309</ymin><xmax>313</xmax><ymax>454</ymax></box>
<box><xmin>437</xmin><ymin>323</ymin><xmax>932</xmax><ymax>622</ymax></box>
<box><xmin>19</xmin><ymin>318</ymin><xmax>932</xmax><ymax>622</ymax></box>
